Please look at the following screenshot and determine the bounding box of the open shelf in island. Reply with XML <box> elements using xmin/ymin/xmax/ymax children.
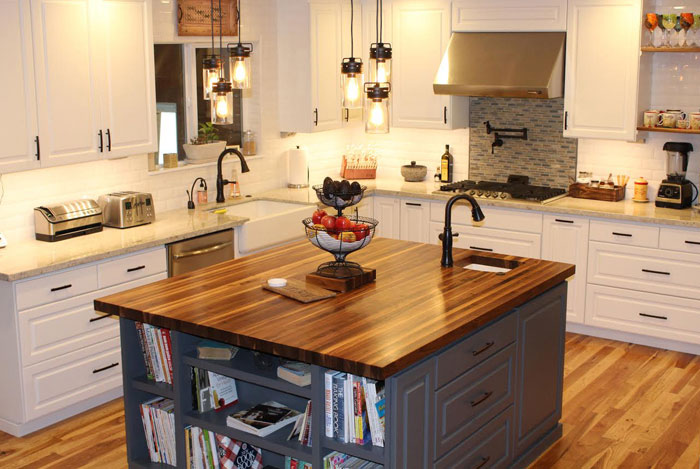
<box><xmin>131</xmin><ymin>375</ymin><xmax>175</xmax><ymax>400</ymax></box>
<box><xmin>129</xmin><ymin>460</ymin><xmax>176</xmax><ymax>469</ymax></box>
<box><xmin>322</xmin><ymin>437</ymin><xmax>386</xmax><ymax>465</ymax></box>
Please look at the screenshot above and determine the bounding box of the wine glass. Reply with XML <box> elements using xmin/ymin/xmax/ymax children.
<box><xmin>680</xmin><ymin>13</ymin><xmax>693</xmax><ymax>47</ymax></box>
<box><xmin>643</xmin><ymin>13</ymin><xmax>659</xmax><ymax>47</ymax></box>
<box><xmin>692</xmin><ymin>14</ymin><xmax>700</xmax><ymax>46</ymax></box>
<box><xmin>662</xmin><ymin>14</ymin><xmax>678</xmax><ymax>47</ymax></box>
<box><xmin>656</xmin><ymin>14</ymin><xmax>667</xmax><ymax>47</ymax></box>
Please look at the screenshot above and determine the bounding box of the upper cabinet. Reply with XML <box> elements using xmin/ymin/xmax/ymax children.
<box><xmin>563</xmin><ymin>0</ymin><xmax>642</xmax><ymax>141</ymax></box>
<box><xmin>392</xmin><ymin>0</ymin><xmax>469</xmax><ymax>130</ymax></box>
<box><xmin>452</xmin><ymin>0</ymin><xmax>567</xmax><ymax>32</ymax></box>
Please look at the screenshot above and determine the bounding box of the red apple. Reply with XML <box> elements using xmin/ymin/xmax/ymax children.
<box><xmin>312</xmin><ymin>209</ymin><xmax>327</xmax><ymax>225</ymax></box>
<box><xmin>321</xmin><ymin>215</ymin><xmax>337</xmax><ymax>232</ymax></box>
<box><xmin>335</xmin><ymin>216</ymin><xmax>354</xmax><ymax>232</ymax></box>
<box><xmin>354</xmin><ymin>223</ymin><xmax>370</xmax><ymax>241</ymax></box>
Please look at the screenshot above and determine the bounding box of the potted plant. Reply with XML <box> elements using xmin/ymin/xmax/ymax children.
<box><xmin>183</xmin><ymin>123</ymin><xmax>227</xmax><ymax>162</ymax></box>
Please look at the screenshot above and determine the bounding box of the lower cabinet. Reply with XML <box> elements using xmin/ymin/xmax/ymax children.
<box><xmin>399</xmin><ymin>198</ymin><xmax>431</xmax><ymax>243</ymax></box>
<box><xmin>373</xmin><ymin>196</ymin><xmax>401</xmax><ymax>239</ymax></box>
<box><xmin>429</xmin><ymin>222</ymin><xmax>541</xmax><ymax>258</ymax></box>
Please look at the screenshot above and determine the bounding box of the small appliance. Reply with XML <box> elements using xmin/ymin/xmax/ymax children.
<box><xmin>98</xmin><ymin>191</ymin><xmax>155</xmax><ymax>228</ymax></box>
<box><xmin>34</xmin><ymin>199</ymin><xmax>103</xmax><ymax>242</ymax></box>
<box><xmin>656</xmin><ymin>142</ymin><xmax>696</xmax><ymax>209</ymax></box>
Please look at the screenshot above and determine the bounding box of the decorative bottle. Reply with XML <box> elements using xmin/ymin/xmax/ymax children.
<box><xmin>440</xmin><ymin>145</ymin><xmax>453</xmax><ymax>183</ymax></box>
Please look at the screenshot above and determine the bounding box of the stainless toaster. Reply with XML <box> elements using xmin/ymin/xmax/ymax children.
<box><xmin>34</xmin><ymin>199</ymin><xmax>103</xmax><ymax>242</ymax></box>
<box><xmin>98</xmin><ymin>191</ymin><xmax>155</xmax><ymax>228</ymax></box>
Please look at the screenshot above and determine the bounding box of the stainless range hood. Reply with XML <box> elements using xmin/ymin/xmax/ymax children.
<box><xmin>433</xmin><ymin>32</ymin><xmax>566</xmax><ymax>99</ymax></box>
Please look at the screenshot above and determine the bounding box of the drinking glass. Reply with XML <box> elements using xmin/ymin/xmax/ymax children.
<box><xmin>644</xmin><ymin>13</ymin><xmax>659</xmax><ymax>47</ymax></box>
<box><xmin>662</xmin><ymin>14</ymin><xmax>678</xmax><ymax>46</ymax></box>
<box><xmin>692</xmin><ymin>14</ymin><xmax>700</xmax><ymax>46</ymax></box>
<box><xmin>680</xmin><ymin>13</ymin><xmax>694</xmax><ymax>47</ymax></box>
<box><xmin>656</xmin><ymin>14</ymin><xmax>667</xmax><ymax>47</ymax></box>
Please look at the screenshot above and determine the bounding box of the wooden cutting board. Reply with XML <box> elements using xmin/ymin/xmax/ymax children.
<box><xmin>263</xmin><ymin>278</ymin><xmax>337</xmax><ymax>303</ymax></box>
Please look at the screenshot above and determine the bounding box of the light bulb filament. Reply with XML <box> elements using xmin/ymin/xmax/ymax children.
<box><xmin>233</xmin><ymin>59</ymin><xmax>247</xmax><ymax>84</ymax></box>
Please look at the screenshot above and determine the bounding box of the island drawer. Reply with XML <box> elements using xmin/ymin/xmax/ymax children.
<box><xmin>435</xmin><ymin>405</ymin><xmax>514</xmax><ymax>469</ymax></box>
<box><xmin>659</xmin><ymin>226</ymin><xmax>700</xmax><ymax>254</ymax></box>
<box><xmin>435</xmin><ymin>343</ymin><xmax>515</xmax><ymax>460</ymax></box>
<box><xmin>15</xmin><ymin>265</ymin><xmax>98</xmax><ymax>311</ymax></box>
<box><xmin>588</xmin><ymin>241</ymin><xmax>700</xmax><ymax>300</ymax></box>
<box><xmin>436</xmin><ymin>312</ymin><xmax>517</xmax><ymax>388</ymax></box>
<box><xmin>589</xmin><ymin>220</ymin><xmax>659</xmax><ymax>248</ymax></box>
<box><xmin>430</xmin><ymin>203</ymin><xmax>543</xmax><ymax>234</ymax></box>
<box><xmin>97</xmin><ymin>247</ymin><xmax>166</xmax><ymax>289</ymax></box>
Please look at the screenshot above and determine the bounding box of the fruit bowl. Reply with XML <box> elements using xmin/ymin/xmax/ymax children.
<box><xmin>313</xmin><ymin>180</ymin><xmax>366</xmax><ymax>215</ymax></box>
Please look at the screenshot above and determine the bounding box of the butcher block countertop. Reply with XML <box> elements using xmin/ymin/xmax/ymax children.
<box><xmin>95</xmin><ymin>238</ymin><xmax>574</xmax><ymax>380</ymax></box>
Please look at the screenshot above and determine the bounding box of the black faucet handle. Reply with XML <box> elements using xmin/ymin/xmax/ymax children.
<box><xmin>438</xmin><ymin>232</ymin><xmax>459</xmax><ymax>242</ymax></box>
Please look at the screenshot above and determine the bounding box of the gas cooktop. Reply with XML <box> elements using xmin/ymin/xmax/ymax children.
<box><xmin>436</xmin><ymin>175</ymin><xmax>568</xmax><ymax>203</ymax></box>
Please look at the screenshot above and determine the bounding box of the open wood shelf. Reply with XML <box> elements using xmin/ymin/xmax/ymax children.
<box><xmin>322</xmin><ymin>437</ymin><xmax>386</xmax><ymax>465</ymax></box>
<box><xmin>129</xmin><ymin>460</ymin><xmax>175</xmax><ymax>469</ymax></box>
<box><xmin>637</xmin><ymin>126</ymin><xmax>700</xmax><ymax>134</ymax></box>
<box><xmin>641</xmin><ymin>46</ymin><xmax>700</xmax><ymax>53</ymax></box>
<box><xmin>131</xmin><ymin>375</ymin><xmax>175</xmax><ymax>399</ymax></box>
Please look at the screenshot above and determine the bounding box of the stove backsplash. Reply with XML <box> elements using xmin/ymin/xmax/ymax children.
<box><xmin>469</xmin><ymin>97</ymin><xmax>577</xmax><ymax>189</ymax></box>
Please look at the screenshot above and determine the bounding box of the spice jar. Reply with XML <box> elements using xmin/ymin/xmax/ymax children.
<box><xmin>242</xmin><ymin>130</ymin><xmax>256</xmax><ymax>156</ymax></box>
<box><xmin>633</xmin><ymin>177</ymin><xmax>649</xmax><ymax>202</ymax></box>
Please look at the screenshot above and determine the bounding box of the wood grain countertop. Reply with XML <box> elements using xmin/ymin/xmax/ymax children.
<box><xmin>95</xmin><ymin>238</ymin><xmax>574</xmax><ymax>380</ymax></box>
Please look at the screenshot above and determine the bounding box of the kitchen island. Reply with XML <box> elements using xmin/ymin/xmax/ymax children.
<box><xmin>95</xmin><ymin>238</ymin><xmax>574</xmax><ymax>468</ymax></box>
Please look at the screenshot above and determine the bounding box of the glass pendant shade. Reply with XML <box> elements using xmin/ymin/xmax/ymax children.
<box><xmin>364</xmin><ymin>82</ymin><xmax>390</xmax><ymax>134</ymax></box>
<box><xmin>202</xmin><ymin>56</ymin><xmax>222</xmax><ymax>100</ymax></box>
<box><xmin>341</xmin><ymin>58</ymin><xmax>363</xmax><ymax>109</ymax></box>
<box><xmin>369</xmin><ymin>43</ymin><xmax>392</xmax><ymax>84</ymax></box>
<box><xmin>228</xmin><ymin>43</ymin><xmax>253</xmax><ymax>89</ymax></box>
<box><xmin>211</xmin><ymin>80</ymin><xmax>233</xmax><ymax>124</ymax></box>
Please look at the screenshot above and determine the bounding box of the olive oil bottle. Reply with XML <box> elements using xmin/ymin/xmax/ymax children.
<box><xmin>440</xmin><ymin>144</ymin><xmax>453</xmax><ymax>183</ymax></box>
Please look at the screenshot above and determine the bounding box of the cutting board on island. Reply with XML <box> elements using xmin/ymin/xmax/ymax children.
<box><xmin>263</xmin><ymin>278</ymin><xmax>337</xmax><ymax>303</ymax></box>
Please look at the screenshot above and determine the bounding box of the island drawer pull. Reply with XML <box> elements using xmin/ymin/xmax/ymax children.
<box><xmin>472</xmin><ymin>341</ymin><xmax>495</xmax><ymax>357</ymax></box>
<box><xmin>470</xmin><ymin>391</ymin><xmax>493</xmax><ymax>407</ymax></box>
<box><xmin>126</xmin><ymin>265</ymin><xmax>146</xmax><ymax>273</ymax></box>
<box><xmin>685</xmin><ymin>240</ymin><xmax>700</xmax><ymax>246</ymax></box>
<box><xmin>89</xmin><ymin>313</ymin><xmax>113</xmax><ymax>323</ymax></box>
<box><xmin>473</xmin><ymin>456</ymin><xmax>491</xmax><ymax>469</ymax></box>
<box><xmin>555</xmin><ymin>219</ymin><xmax>574</xmax><ymax>224</ymax></box>
<box><xmin>639</xmin><ymin>312</ymin><xmax>668</xmax><ymax>320</ymax></box>
<box><xmin>50</xmin><ymin>284</ymin><xmax>72</xmax><ymax>292</ymax></box>
<box><xmin>93</xmin><ymin>362</ymin><xmax>119</xmax><ymax>374</ymax></box>
<box><xmin>612</xmin><ymin>232</ymin><xmax>632</xmax><ymax>237</ymax></box>
<box><xmin>172</xmin><ymin>241</ymin><xmax>233</xmax><ymax>259</ymax></box>
<box><xmin>642</xmin><ymin>268</ymin><xmax>670</xmax><ymax>276</ymax></box>
<box><xmin>470</xmin><ymin>246</ymin><xmax>493</xmax><ymax>252</ymax></box>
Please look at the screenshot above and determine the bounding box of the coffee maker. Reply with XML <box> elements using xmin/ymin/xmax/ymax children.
<box><xmin>656</xmin><ymin>142</ymin><xmax>695</xmax><ymax>209</ymax></box>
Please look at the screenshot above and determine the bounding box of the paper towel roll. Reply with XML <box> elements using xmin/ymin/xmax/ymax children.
<box><xmin>287</xmin><ymin>146</ymin><xmax>309</xmax><ymax>188</ymax></box>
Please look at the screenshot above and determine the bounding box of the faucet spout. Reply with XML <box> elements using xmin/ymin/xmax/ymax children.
<box><xmin>216</xmin><ymin>148</ymin><xmax>250</xmax><ymax>203</ymax></box>
<box><xmin>441</xmin><ymin>194</ymin><xmax>485</xmax><ymax>267</ymax></box>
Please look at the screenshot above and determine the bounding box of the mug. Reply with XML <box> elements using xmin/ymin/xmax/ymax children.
<box><xmin>662</xmin><ymin>110</ymin><xmax>686</xmax><ymax>128</ymax></box>
<box><xmin>677</xmin><ymin>119</ymin><xmax>689</xmax><ymax>129</ymax></box>
<box><xmin>643</xmin><ymin>110</ymin><xmax>662</xmax><ymax>128</ymax></box>
<box><xmin>690</xmin><ymin>112</ymin><xmax>700</xmax><ymax>130</ymax></box>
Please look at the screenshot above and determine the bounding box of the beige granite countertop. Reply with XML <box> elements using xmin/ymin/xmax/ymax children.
<box><xmin>2</xmin><ymin>177</ymin><xmax>699</xmax><ymax>282</ymax></box>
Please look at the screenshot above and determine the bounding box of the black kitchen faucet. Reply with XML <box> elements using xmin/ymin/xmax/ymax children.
<box><xmin>216</xmin><ymin>148</ymin><xmax>250</xmax><ymax>203</ymax></box>
<box><xmin>440</xmin><ymin>194</ymin><xmax>485</xmax><ymax>267</ymax></box>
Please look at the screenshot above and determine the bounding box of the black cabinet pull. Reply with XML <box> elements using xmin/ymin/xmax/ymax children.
<box><xmin>405</xmin><ymin>202</ymin><xmax>422</xmax><ymax>207</ymax></box>
<box><xmin>472</xmin><ymin>341</ymin><xmax>495</xmax><ymax>357</ymax></box>
<box><xmin>50</xmin><ymin>284</ymin><xmax>72</xmax><ymax>292</ymax></box>
<box><xmin>89</xmin><ymin>313</ymin><xmax>112</xmax><ymax>323</ymax></box>
<box><xmin>473</xmin><ymin>456</ymin><xmax>491</xmax><ymax>469</ymax></box>
<box><xmin>470</xmin><ymin>246</ymin><xmax>493</xmax><ymax>252</ymax></box>
<box><xmin>313</xmin><ymin>108</ymin><xmax>318</xmax><ymax>126</ymax></box>
<box><xmin>564</xmin><ymin>111</ymin><xmax>568</xmax><ymax>130</ymax></box>
<box><xmin>344</xmin><ymin>108</ymin><xmax>349</xmax><ymax>122</ymax></box>
<box><xmin>612</xmin><ymin>232</ymin><xmax>632</xmax><ymax>237</ymax></box>
<box><xmin>443</xmin><ymin>106</ymin><xmax>447</xmax><ymax>124</ymax></box>
<box><xmin>98</xmin><ymin>130</ymin><xmax>104</xmax><ymax>152</ymax></box>
<box><xmin>470</xmin><ymin>391</ymin><xmax>493</xmax><ymax>407</ymax></box>
<box><xmin>642</xmin><ymin>268</ymin><xmax>670</xmax><ymax>276</ymax></box>
<box><xmin>35</xmin><ymin>136</ymin><xmax>40</xmax><ymax>160</ymax></box>
<box><xmin>106</xmin><ymin>128</ymin><xmax>112</xmax><ymax>151</ymax></box>
<box><xmin>685</xmin><ymin>240</ymin><xmax>700</xmax><ymax>246</ymax></box>
<box><xmin>127</xmin><ymin>265</ymin><xmax>146</xmax><ymax>273</ymax></box>
<box><xmin>555</xmin><ymin>219</ymin><xmax>574</xmax><ymax>224</ymax></box>
<box><xmin>639</xmin><ymin>312</ymin><xmax>668</xmax><ymax>320</ymax></box>
<box><xmin>93</xmin><ymin>362</ymin><xmax>119</xmax><ymax>374</ymax></box>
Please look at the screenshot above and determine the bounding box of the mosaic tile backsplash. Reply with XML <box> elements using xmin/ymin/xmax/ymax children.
<box><xmin>469</xmin><ymin>97</ymin><xmax>577</xmax><ymax>188</ymax></box>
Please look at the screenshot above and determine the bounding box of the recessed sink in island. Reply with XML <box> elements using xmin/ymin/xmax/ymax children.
<box><xmin>95</xmin><ymin>239</ymin><xmax>574</xmax><ymax>468</ymax></box>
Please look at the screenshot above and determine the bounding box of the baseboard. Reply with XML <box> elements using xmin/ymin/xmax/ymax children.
<box><xmin>0</xmin><ymin>387</ymin><xmax>123</xmax><ymax>437</ymax></box>
<box><xmin>511</xmin><ymin>423</ymin><xmax>563</xmax><ymax>468</ymax></box>
<box><xmin>566</xmin><ymin>323</ymin><xmax>700</xmax><ymax>356</ymax></box>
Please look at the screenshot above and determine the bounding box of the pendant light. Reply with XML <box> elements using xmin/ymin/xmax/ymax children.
<box><xmin>228</xmin><ymin>1</ymin><xmax>253</xmax><ymax>89</ymax></box>
<box><xmin>369</xmin><ymin>0</ymin><xmax>392</xmax><ymax>85</ymax></box>
<box><xmin>341</xmin><ymin>0</ymin><xmax>363</xmax><ymax>109</ymax></box>
<box><xmin>364</xmin><ymin>0</ymin><xmax>391</xmax><ymax>133</ymax></box>
<box><xmin>211</xmin><ymin>0</ymin><xmax>233</xmax><ymax>124</ymax></box>
<box><xmin>202</xmin><ymin>0</ymin><xmax>221</xmax><ymax>100</ymax></box>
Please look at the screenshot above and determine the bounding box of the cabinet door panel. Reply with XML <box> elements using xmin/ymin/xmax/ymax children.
<box><xmin>452</xmin><ymin>0</ymin><xmax>567</xmax><ymax>32</ymax></box>
<box><xmin>0</xmin><ymin>0</ymin><xmax>40</xmax><ymax>173</ymax></box>
<box><xmin>429</xmin><ymin>222</ymin><xmax>541</xmax><ymax>258</ymax></box>
<box><xmin>374</xmin><ymin>197</ymin><xmax>401</xmax><ymax>239</ymax></box>
<box><xmin>399</xmin><ymin>199</ymin><xmax>430</xmax><ymax>243</ymax></box>
<box><xmin>310</xmin><ymin>2</ymin><xmax>342</xmax><ymax>132</ymax></box>
<box><xmin>32</xmin><ymin>0</ymin><xmax>100</xmax><ymax>166</ymax></box>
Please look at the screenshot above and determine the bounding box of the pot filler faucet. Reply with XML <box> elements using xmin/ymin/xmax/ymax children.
<box><xmin>216</xmin><ymin>148</ymin><xmax>250</xmax><ymax>203</ymax></box>
<box><xmin>440</xmin><ymin>194</ymin><xmax>486</xmax><ymax>267</ymax></box>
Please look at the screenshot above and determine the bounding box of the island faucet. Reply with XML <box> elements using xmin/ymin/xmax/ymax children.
<box><xmin>216</xmin><ymin>148</ymin><xmax>250</xmax><ymax>203</ymax></box>
<box><xmin>440</xmin><ymin>194</ymin><xmax>486</xmax><ymax>267</ymax></box>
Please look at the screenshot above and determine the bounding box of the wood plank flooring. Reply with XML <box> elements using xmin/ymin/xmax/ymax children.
<box><xmin>0</xmin><ymin>333</ymin><xmax>698</xmax><ymax>468</ymax></box>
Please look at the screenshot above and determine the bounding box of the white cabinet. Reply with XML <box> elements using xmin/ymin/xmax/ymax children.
<box><xmin>391</xmin><ymin>0</ymin><xmax>469</xmax><ymax>129</ymax></box>
<box><xmin>0</xmin><ymin>0</ymin><xmax>40</xmax><ymax>173</ymax></box>
<box><xmin>563</xmin><ymin>0</ymin><xmax>642</xmax><ymax>141</ymax></box>
<box><xmin>373</xmin><ymin>196</ymin><xmax>401</xmax><ymax>239</ymax></box>
<box><xmin>451</xmin><ymin>0</ymin><xmax>567</xmax><ymax>32</ymax></box>
<box><xmin>542</xmin><ymin>214</ymin><xmax>589</xmax><ymax>324</ymax></box>
<box><xmin>429</xmin><ymin>222</ymin><xmax>541</xmax><ymax>258</ymax></box>
<box><xmin>277</xmin><ymin>0</ymin><xmax>343</xmax><ymax>133</ymax></box>
<box><xmin>400</xmin><ymin>198</ymin><xmax>431</xmax><ymax>243</ymax></box>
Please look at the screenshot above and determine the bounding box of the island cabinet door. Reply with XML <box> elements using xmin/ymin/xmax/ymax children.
<box><xmin>390</xmin><ymin>357</ymin><xmax>435</xmax><ymax>468</ymax></box>
<box><xmin>514</xmin><ymin>283</ymin><xmax>567</xmax><ymax>459</ymax></box>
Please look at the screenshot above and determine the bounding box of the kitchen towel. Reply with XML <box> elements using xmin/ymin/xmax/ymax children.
<box><xmin>287</xmin><ymin>146</ymin><xmax>309</xmax><ymax>187</ymax></box>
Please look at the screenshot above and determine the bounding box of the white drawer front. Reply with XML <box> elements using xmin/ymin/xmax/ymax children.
<box><xmin>585</xmin><ymin>284</ymin><xmax>700</xmax><ymax>344</ymax></box>
<box><xmin>430</xmin><ymin>202</ymin><xmax>543</xmax><ymax>234</ymax></box>
<box><xmin>452</xmin><ymin>0</ymin><xmax>567</xmax><ymax>32</ymax></box>
<box><xmin>15</xmin><ymin>265</ymin><xmax>98</xmax><ymax>311</ymax></box>
<box><xmin>430</xmin><ymin>222</ymin><xmax>541</xmax><ymax>258</ymax></box>
<box><xmin>659</xmin><ymin>226</ymin><xmax>700</xmax><ymax>254</ymax></box>
<box><xmin>590</xmin><ymin>220</ymin><xmax>659</xmax><ymax>248</ymax></box>
<box><xmin>19</xmin><ymin>273</ymin><xmax>167</xmax><ymax>366</ymax></box>
<box><xmin>98</xmin><ymin>247</ymin><xmax>166</xmax><ymax>289</ymax></box>
<box><xmin>23</xmin><ymin>338</ymin><xmax>122</xmax><ymax>420</ymax></box>
<box><xmin>588</xmin><ymin>241</ymin><xmax>700</xmax><ymax>300</ymax></box>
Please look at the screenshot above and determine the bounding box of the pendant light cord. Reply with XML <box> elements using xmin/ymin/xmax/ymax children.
<box><xmin>380</xmin><ymin>0</ymin><xmax>383</xmax><ymax>42</ymax></box>
<box><xmin>350</xmin><ymin>0</ymin><xmax>354</xmax><ymax>57</ymax></box>
<box><xmin>375</xmin><ymin>0</ymin><xmax>379</xmax><ymax>43</ymax></box>
<box><xmin>218</xmin><ymin>0</ymin><xmax>224</xmax><ymax>73</ymax></box>
<box><xmin>210</xmin><ymin>0</ymin><xmax>215</xmax><ymax>51</ymax></box>
<box><xmin>237</xmin><ymin>1</ymin><xmax>242</xmax><ymax>47</ymax></box>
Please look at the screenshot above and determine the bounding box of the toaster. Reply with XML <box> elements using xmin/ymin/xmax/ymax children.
<box><xmin>34</xmin><ymin>199</ymin><xmax>103</xmax><ymax>242</ymax></box>
<box><xmin>98</xmin><ymin>191</ymin><xmax>155</xmax><ymax>228</ymax></box>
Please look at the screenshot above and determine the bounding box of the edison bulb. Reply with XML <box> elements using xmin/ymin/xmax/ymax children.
<box><xmin>345</xmin><ymin>75</ymin><xmax>360</xmax><ymax>103</ymax></box>
<box><xmin>376</xmin><ymin>62</ymin><xmax>389</xmax><ymax>83</ymax></box>
<box><xmin>205</xmin><ymin>70</ymin><xmax>219</xmax><ymax>99</ymax></box>
<box><xmin>232</xmin><ymin>59</ymin><xmax>247</xmax><ymax>85</ymax></box>
<box><xmin>369</xmin><ymin>101</ymin><xmax>385</xmax><ymax>127</ymax></box>
<box><xmin>215</xmin><ymin>94</ymin><xmax>229</xmax><ymax>119</ymax></box>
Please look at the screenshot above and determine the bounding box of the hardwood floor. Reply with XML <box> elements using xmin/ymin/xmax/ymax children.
<box><xmin>0</xmin><ymin>333</ymin><xmax>698</xmax><ymax>468</ymax></box>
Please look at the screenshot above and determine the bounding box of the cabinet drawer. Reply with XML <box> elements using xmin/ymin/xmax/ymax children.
<box><xmin>98</xmin><ymin>247</ymin><xmax>166</xmax><ymax>289</ymax></box>
<box><xmin>659</xmin><ymin>226</ymin><xmax>700</xmax><ymax>254</ymax></box>
<box><xmin>590</xmin><ymin>220</ymin><xmax>659</xmax><ymax>248</ymax></box>
<box><xmin>435</xmin><ymin>405</ymin><xmax>514</xmax><ymax>469</ymax></box>
<box><xmin>435</xmin><ymin>344</ymin><xmax>515</xmax><ymax>460</ymax></box>
<box><xmin>23</xmin><ymin>338</ymin><xmax>122</xmax><ymax>420</ymax></box>
<box><xmin>15</xmin><ymin>265</ymin><xmax>98</xmax><ymax>311</ymax></box>
<box><xmin>430</xmin><ymin>203</ymin><xmax>543</xmax><ymax>233</ymax></box>
<box><xmin>588</xmin><ymin>242</ymin><xmax>700</xmax><ymax>300</ymax></box>
<box><xmin>585</xmin><ymin>284</ymin><xmax>700</xmax><ymax>344</ymax></box>
<box><xmin>452</xmin><ymin>0</ymin><xmax>567</xmax><ymax>32</ymax></box>
<box><xmin>19</xmin><ymin>273</ymin><xmax>167</xmax><ymax>365</ymax></box>
<box><xmin>436</xmin><ymin>313</ymin><xmax>516</xmax><ymax>387</ymax></box>
<box><xmin>430</xmin><ymin>222</ymin><xmax>541</xmax><ymax>258</ymax></box>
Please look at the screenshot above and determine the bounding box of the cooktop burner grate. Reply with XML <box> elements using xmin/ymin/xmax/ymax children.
<box><xmin>439</xmin><ymin>178</ymin><xmax>567</xmax><ymax>202</ymax></box>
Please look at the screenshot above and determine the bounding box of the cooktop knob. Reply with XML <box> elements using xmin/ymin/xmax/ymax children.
<box><xmin>469</xmin><ymin>189</ymin><xmax>476</xmax><ymax>196</ymax></box>
<box><xmin>477</xmin><ymin>190</ymin><xmax>484</xmax><ymax>197</ymax></box>
<box><xmin>500</xmin><ymin>192</ymin><xmax>508</xmax><ymax>199</ymax></box>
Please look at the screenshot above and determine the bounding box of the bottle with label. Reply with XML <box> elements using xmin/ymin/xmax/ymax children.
<box><xmin>440</xmin><ymin>144</ymin><xmax>453</xmax><ymax>183</ymax></box>
<box><xmin>229</xmin><ymin>169</ymin><xmax>241</xmax><ymax>198</ymax></box>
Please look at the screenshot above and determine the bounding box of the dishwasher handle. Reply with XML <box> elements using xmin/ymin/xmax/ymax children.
<box><xmin>172</xmin><ymin>241</ymin><xmax>233</xmax><ymax>259</ymax></box>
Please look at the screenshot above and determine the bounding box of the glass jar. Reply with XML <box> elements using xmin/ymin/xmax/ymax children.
<box><xmin>242</xmin><ymin>130</ymin><xmax>257</xmax><ymax>156</ymax></box>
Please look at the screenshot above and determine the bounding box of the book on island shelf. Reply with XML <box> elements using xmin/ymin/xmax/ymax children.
<box><xmin>197</xmin><ymin>339</ymin><xmax>239</xmax><ymax>360</ymax></box>
<box><xmin>287</xmin><ymin>400</ymin><xmax>312</xmax><ymax>447</ymax></box>
<box><xmin>226</xmin><ymin>401</ymin><xmax>302</xmax><ymax>437</ymax></box>
<box><xmin>277</xmin><ymin>361</ymin><xmax>311</xmax><ymax>387</ymax></box>
<box><xmin>323</xmin><ymin>451</ymin><xmax>382</xmax><ymax>468</ymax></box>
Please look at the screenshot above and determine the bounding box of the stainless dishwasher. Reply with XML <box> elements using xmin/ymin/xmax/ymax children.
<box><xmin>167</xmin><ymin>229</ymin><xmax>235</xmax><ymax>277</ymax></box>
